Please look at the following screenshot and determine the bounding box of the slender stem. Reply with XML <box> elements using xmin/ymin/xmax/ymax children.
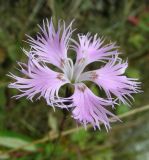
<box><xmin>49</xmin><ymin>85</ymin><xmax>71</xmax><ymax>157</ymax></box>
<box><xmin>1</xmin><ymin>104</ymin><xmax>149</xmax><ymax>155</ymax></box>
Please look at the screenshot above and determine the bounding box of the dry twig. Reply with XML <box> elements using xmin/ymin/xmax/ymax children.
<box><xmin>1</xmin><ymin>104</ymin><xmax>149</xmax><ymax>155</ymax></box>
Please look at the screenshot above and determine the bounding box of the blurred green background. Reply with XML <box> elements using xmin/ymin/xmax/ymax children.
<box><xmin>0</xmin><ymin>0</ymin><xmax>149</xmax><ymax>159</ymax></box>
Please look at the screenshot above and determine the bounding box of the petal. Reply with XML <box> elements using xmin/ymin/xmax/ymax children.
<box><xmin>72</xmin><ymin>33</ymin><xmax>119</xmax><ymax>65</ymax></box>
<box><xmin>79</xmin><ymin>57</ymin><xmax>141</xmax><ymax>105</ymax></box>
<box><xmin>8</xmin><ymin>58</ymin><xmax>71</xmax><ymax>109</ymax></box>
<box><xmin>71</xmin><ymin>83</ymin><xmax>119</xmax><ymax>130</ymax></box>
<box><xmin>25</xmin><ymin>19</ymin><xmax>74</xmax><ymax>69</ymax></box>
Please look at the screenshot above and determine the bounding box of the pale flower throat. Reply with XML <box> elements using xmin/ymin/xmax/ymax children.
<box><xmin>60</xmin><ymin>58</ymin><xmax>88</xmax><ymax>84</ymax></box>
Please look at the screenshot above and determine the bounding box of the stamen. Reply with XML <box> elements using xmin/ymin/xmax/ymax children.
<box><xmin>73</xmin><ymin>58</ymin><xmax>87</xmax><ymax>83</ymax></box>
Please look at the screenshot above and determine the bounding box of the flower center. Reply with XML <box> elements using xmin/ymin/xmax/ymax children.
<box><xmin>61</xmin><ymin>58</ymin><xmax>87</xmax><ymax>84</ymax></box>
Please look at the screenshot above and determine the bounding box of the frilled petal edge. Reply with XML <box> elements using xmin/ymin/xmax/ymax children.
<box><xmin>71</xmin><ymin>83</ymin><xmax>119</xmax><ymax>130</ymax></box>
<box><xmin>8</xmin><ymin>58</ymin><xmax>72</xmax><ymax>109</ymax></box>
<box><xmin>25</xmin><ymin>18</ymin><xmax>74</xmax><ymax>69</ymax></box>
<box><xmin>79</xmin><ymin>57</ymin><xmax>141</xmax><ymax>105</ymax></box>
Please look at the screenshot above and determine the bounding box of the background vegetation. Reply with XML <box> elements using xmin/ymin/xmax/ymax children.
<box><xmin>0</xmin><ymin>0</ymin><xmax>149</xmax><ymax>159</ymax></box>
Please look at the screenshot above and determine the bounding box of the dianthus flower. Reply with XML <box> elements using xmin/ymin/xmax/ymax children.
<box><xmin>8</xmin><ymin>19</ymin><xmax>141</xmax><ymax>130</ymax></box>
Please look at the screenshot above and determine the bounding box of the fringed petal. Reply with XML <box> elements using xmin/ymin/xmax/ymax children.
<box><xmin>71</xmin><ymin>83</ymin><xmax>119</xmax><ymax>130</ymax></box>
<box><xmin>25</xmin><ymin>19</ymin><xmax>74</xmax><ymax>69</ymax></box>
<box><xmin>72</xmin><ymin>33</ymin><xmax>119</xmax><ymax>65</ymax></box>
<box><xmin>79</xmin><ymin>57</ymin><xmax>141</xmax><ymax>105</ymax></box>
<box><xmin>8</xmin><ymin>58</ymin><xmax>72</xmax><ymax>109</ymax></box>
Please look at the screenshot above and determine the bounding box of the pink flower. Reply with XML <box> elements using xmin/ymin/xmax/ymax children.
<box><xmin>79</xmin><ymin>57</ymin><xmax>141</xmax><ymax>106</ymax></box>
<box><xmin>8</xmin><ymin>19</ymin><xmax>141</xmax><ymax>130</ymax></box>
<box><xmin>71</xmin><ymin>83</ymin><xmax>119</xmax><ymax>130</ymax></box>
